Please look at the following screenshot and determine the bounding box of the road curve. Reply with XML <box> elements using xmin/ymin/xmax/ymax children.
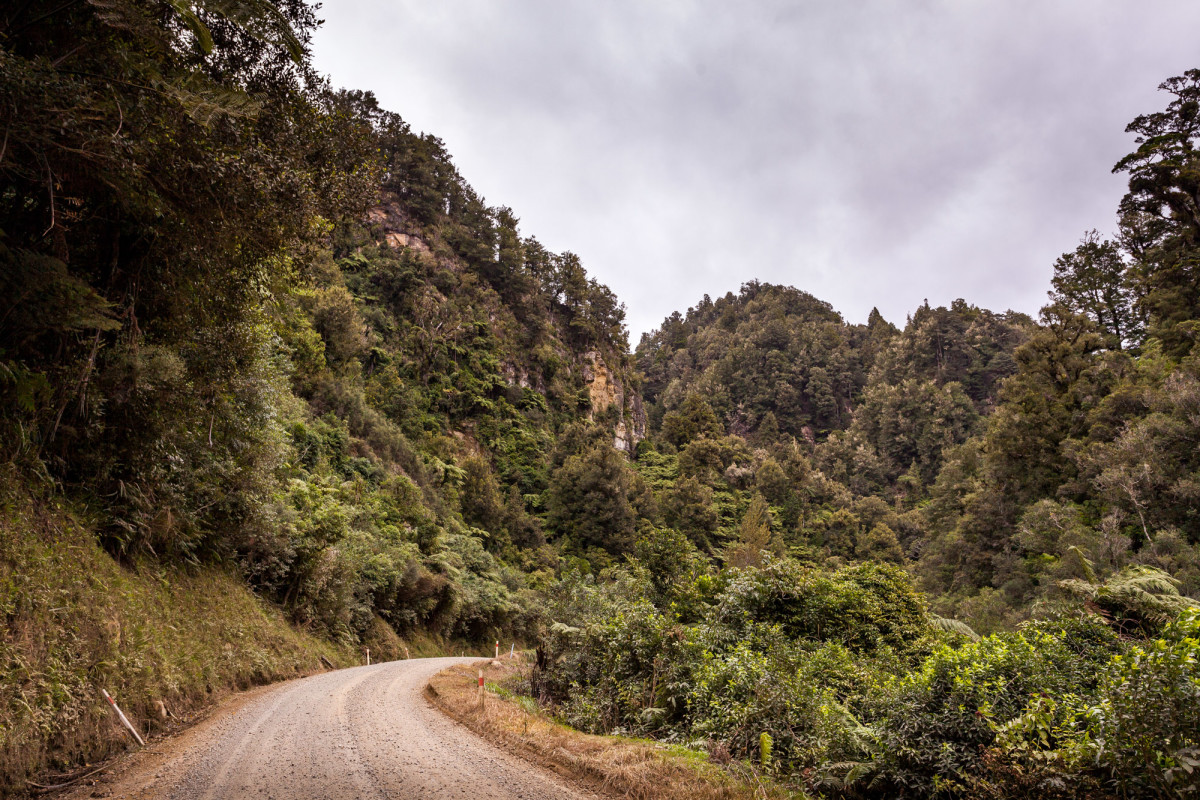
<box><xmin>76</xmin><ymin>658</ymin><xmax>591</xmax><ymax>800</ymax></box>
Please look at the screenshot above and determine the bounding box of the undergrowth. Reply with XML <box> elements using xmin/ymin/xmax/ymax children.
<box><xmin>0</xmin><ymin>483</ymin><xmax>354</xmax><ymax>795</ymax></box>
<box><xmin>427</xmin><ymin>659</ymin><xmax>798</xmax><ymax>800</ymax></box>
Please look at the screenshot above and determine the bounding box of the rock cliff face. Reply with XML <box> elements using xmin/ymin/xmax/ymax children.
<box><xmin>499</xmin><ymin>361</ymin><xmax>544</xmax><ymax>393</ymax></box>
<box><xmin>367</xmin><ymin>195</ymin><xmax>434</xmax><ymax>257</ymax></box>
<box><xmin>367</xmin><ymin>195</ymin><xmax>644</xmax><ymax>458</ymax></box>
<box><xmin>582</xmin><ymin>351</ymin><xmax>646</xmax><ymax>453</ymax></box>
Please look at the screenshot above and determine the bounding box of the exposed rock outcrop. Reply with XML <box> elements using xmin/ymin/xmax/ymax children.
<box><xmin>367</xmin><ymin>194</ymin><xmax>433</xmax><ymax>256</ymax></box>
<box><xmin>366</xmin><ymin>194</ymin><xmax>643</xmax><ymax>456</ymax></box>
<box><xmin>582</xmin><ymin>351</ymin><xmax>646</xmax><ymax>453</ymax></box>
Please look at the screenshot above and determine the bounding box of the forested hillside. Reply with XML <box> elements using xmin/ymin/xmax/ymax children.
<box><xmin>634</xmin><ymin>220</ymin><xmax>1200</xmax><ymax>628</ymax></box>
<box><xmin>1</xmin><ymin>0</ymin><xmax>642</xmax><ymax>787</ymax></box>
<box><xmin>2</xmin><ymin>1</ymin><xmax>1199</xmax><ymax>797</ymax></box>
<box><xmin>548</xmin><ymin>71</ymin><xmax>1200</xmax><ymax>798</ymax></box>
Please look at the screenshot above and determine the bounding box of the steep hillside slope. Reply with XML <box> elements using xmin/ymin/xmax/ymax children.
<box><xmin>0</xmin><ymin>480</ymin><xmax>354</xmax><ymax>793</ymax></box>
<box><xmin>0</xmin><ymin>8</ymin><xmax>645</xmax><ymax>789</ymax></box>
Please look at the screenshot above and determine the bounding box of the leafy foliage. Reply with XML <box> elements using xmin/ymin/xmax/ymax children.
<box><xmin>0</xmin><ymin>0</ymin><xmax>637</xmax><ymax>651</ymax></box>
<box><xmin>7</xmin><ymin>9</ymin><xmax>1200</xmax><ymax>797</ymax></box>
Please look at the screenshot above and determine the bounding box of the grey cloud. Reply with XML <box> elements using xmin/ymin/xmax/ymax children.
<box><xmin>313</xmin><ymin>0</ymin><xmax>1200</xmax><ymax>337</ymax></box>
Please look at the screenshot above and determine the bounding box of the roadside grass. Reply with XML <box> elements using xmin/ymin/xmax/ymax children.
<box><xmin>0</xmin><ymin>484</ymin><xmax>355</xmax><ymax>796</ymax></box>
<box><xmin>426</xmin><ymin>660</ymin><xmax>801</xmax><ymax>800</ymax></box>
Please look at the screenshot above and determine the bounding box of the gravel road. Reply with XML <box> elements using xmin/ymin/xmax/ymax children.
<box><xmin>70</xmin><ymin>657</ymin><xmax>591</xmax><ymax>800</ymax></box>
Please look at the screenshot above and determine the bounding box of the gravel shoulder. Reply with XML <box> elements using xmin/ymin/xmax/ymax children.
<box><xmin>62</xmin><ymin>657</ymin><xmax>593</xmax><ymax>800</ymax></box>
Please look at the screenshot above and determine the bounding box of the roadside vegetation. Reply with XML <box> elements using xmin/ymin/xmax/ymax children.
<box><xmin>0</xmin><ymin>481</ymin><xmax>353</xmax><ymax>790</ymax></box>
<box><xmin>428</xmin><ymin>659</ymin><xmax>794</xmax><ymax>800</ymax></box>
<box><xmin>533</xmin><ymin>543</ymin><xmax>1199</xmax><ymax>798</ymax></box>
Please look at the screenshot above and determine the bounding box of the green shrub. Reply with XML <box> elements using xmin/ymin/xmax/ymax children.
<box><xmin>715</xmin><ymin>558</ymin><xmax>931</xmax><ymax>654</ymax></box>
<box><xmin>687</xmin><ymin>633</ymin><xmax>873</xmax><ymax>772</ymax></box>
<box><xmin>864</xmin><ymin>621</ymin><xmax>1111</xmax><ymax>797</ymax></box>
<box><xmin>998</xmin><ymin>608</ymin><xmax>1200</xmax><ymax>798</ymax></box>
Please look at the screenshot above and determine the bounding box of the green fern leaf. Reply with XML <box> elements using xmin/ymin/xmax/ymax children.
<box><xmin>167</xmin><ymin>0</ymin><xmax>215</xmax><ymax>54</ymax></box>
<box><xmin>196</xmin><ymin>0</ymin><xmax>304</xmax><ymax>63</ymax></box>
<box><xmin>929</xmin><ymin>614</ymin><xmax>980</xmax><ymax>640</ymax></box>
<box><xmin>1062</xmin><ymin>545</ymin><xmax>1097</xmax><ymax>583</ymax></box>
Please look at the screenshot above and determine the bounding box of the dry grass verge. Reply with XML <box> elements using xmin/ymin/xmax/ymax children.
<box><xmin>426</xmin><ymin>661</ymin><xmax>799</xmax><ymax>800</ymax></box>
<box><xmin>0</xmin><ymin>485</ymin><xmax>356</xmax><ymax>796</ymax></box>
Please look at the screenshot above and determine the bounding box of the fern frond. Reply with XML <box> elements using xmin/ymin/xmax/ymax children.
<box><xmin>815</xmin><ymin>761</ymin><xmax>875</xmax><ymax>789</ymax></box>
<box><xmin>1063</xmin><ymin>565</ymin><xmax>1198</xmax><ymax>624</ymax></box>
<box><xmin>87</xmin><ymin>0</ymin><xmax>163</xmax><ymax>41</ymax></box>
<box><xmin>1109</xmin><ymin>565</ymin><xmax>1182</xmax><ymax>597</ymax></box>
<box><xmin>929</xmin><ymin>614</ymin><xmax>980</xmax><ymax>641</ymax></box>
<box><xmin>197</xmin><ymin>0</ymin><xmax>304</xmax><ymax>63</ymax></box>
<box><xmin>167</xmin><ymin>0</ymin><xmax>215</xmax><ymax>53</ymax></box>
<box><xmin>154</xmin><ymin>81</ymin><xmax>260</xmax><ymax>125</ymax></box>
<box><xmin>1057</xmin><ymin>578</ymin><xmax>1099</xmax><ymax>601</ymax></box>
<box><xmin>759</xmin><ymin>732</ymin><xmax>773</xmax><ymax>767</ymax></box>
<box><xmin>1107</xmin><ymin>585</ymin><xmax>1195</xmax><ymax>619</ymax></box>
<box><xmin>1061</xmin><ymin>545</ymin><xmax>1097</xmax><ymax>583</ymax></box>
<box><xmin>846</xmin><ymin>760</ymin><xmax>876</xmax><ymax>785</ymax></box>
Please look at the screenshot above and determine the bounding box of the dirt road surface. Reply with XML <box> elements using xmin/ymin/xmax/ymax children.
<box><xmin>66</xmin><ymin>657</ymin><xmax>593</xmax><ymax>800</ymax></box>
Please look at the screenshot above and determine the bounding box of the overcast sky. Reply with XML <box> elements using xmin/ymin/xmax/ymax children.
<box><xmin>312</xmin><ymin>1</ymin><xmax>1200</xmax><ymax>341</ymax></box>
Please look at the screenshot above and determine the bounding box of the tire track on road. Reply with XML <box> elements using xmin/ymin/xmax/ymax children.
<box><xmin>68</xmin><ymin>657</ymin><xmax>594</xmax><ymax>800</ymax></box>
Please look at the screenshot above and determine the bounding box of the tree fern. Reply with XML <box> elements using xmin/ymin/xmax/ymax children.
<box><xmin>1059</xmin><ymin>564</ymin><xmax>1197</xmax><ymax>627</ymax></box>
<box><xmin>197</xmin><ymin>0</ymin><xmax>305</xmax><ymax>62</ymax></box>
<box><xmin>928</xmin><ymin>614</ymin><xmax>980</xmax><ymax>640</ymax></box>
<box><xmin>164</xmin><ymin>0</ymin><xmax>304</xmax><ymax>63</ymax></box>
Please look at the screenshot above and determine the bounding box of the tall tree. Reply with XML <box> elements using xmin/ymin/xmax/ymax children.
<box><xmin>0</xmin><ymin>0</ymin><xmax>377</xmax><ymax>554</ymax></box>
<box><xmin>547</xmin><ymin>442</ymin><xmax>637</xmax><ymax>553</ymax></box>
<box><xmin>727</xmin><ymin>494</ymin><xmax>778</xmax><ymax>568</ymax></box>
<box><xmin>1049</xmin><ymin>231</ymin><xmax>1139</xmax><ymax>349</ymax></box>
<box><xmin>661</xmin><ymin>392</ymin><xmax>723</xmax><ymax>448</ymax></box>
<box><xmin>661</xmin><ymin>475</ymin><xmax>719</xmax><ymax>551</ymax></box>
<box><xmin>1114</xmin><ymin>69</ymin><xmax>1200</xmax><ymax>357</ymax></box>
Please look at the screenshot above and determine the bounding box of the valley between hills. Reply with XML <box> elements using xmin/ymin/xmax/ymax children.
<box><xmin>3</xmin><ymin>2</ymin><xmax>1200</xmax><ymax>797</ymax></box>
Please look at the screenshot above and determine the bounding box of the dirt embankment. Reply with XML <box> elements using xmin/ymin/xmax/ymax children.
<box><xmin>0</xmin><ymin>487</ymin><xmax>352</xmax><ymax>795</ymax></box>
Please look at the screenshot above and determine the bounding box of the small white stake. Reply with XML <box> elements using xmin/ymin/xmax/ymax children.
<box><xmin>365</xmin><ymin>648</ymin><xmax>370</xmax><ymax>666</ymax></box>
<box><xmin>101</xmin><ymin>689</ymin><xmax>145</xmax><ymax>746</ymax></box>
<box><xmin>510</xmin><ymin>643</ymin><xmax>515</xmax><ymax>659</ymax></box>
<box><xmin>495</xmin><ymin>641</ymin><xmax>499</xmax><ymax>659</ymax></box>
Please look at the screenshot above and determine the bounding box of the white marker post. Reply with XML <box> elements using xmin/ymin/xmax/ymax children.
<box><xmin>510</xmin><ymin>643</ymin><xmax>515</xmax><ymax>659</ymax></box>
<box><xmin>101</xmin><ymin>689</ymin><xmax>145</xmax><ymax>746</ymax></box>
<box><xmin>495</xmin><ymin>641</ymin><xmax>499</xmax><ymax>659</ymax></box>
<box><xmin>366</xmin><ymin>648</ymin><xmax>370</xmax><ymax>666</ymax></box>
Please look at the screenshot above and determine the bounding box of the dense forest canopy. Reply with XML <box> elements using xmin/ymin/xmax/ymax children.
<box><xmin>2</xmin><ymin>2</ymin><xmax>1199</xmax><ymax>797</ymax></box>
<box><xmin>1</xmin><ymin>0</ymin><xmax>636</xmax><ymax>644</ymax></box>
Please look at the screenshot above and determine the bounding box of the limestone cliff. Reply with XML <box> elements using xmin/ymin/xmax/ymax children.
<box><xmin>367</xmin><ymin>194</ymin><xmax>434</xmax><ymax>257</ymax></box>
<box><xmin>582</xmin><ymin>350</ymin><xmax>647</xmax><ymax>453</ymax></box>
